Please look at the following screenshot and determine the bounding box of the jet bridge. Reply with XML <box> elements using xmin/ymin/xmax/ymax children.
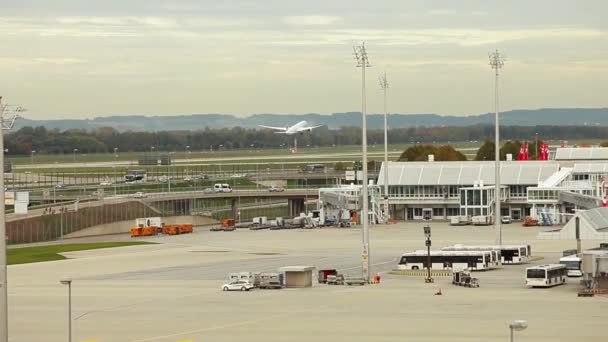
<box><xmin>558</xmin><ymin>191</ymin><xmax>602</xmax><ymax>210</ymax></box>
<box><xmin>318</xmin><ymin>184</ymin><xmax>384</xmax><ymax>225</ymax></box>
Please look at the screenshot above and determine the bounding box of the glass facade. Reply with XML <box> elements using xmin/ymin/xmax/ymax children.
<box><xmin>389</xmin><ymin>185</ymin><xmax>460</xmax><ymax>199</ymax></box>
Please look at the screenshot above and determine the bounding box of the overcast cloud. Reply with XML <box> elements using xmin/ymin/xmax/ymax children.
<box><xmin>1</xmin><ymin>0</ymin><xmax>606</xmax><ymax>119</ymax></box>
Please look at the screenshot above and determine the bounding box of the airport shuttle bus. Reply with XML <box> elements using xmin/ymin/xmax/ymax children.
<box><xmin>125</xmin><ymin>170</ymin><xmax>147</xmax><ymax>183</ymax></box>
<box><xmin>499</xmin><ymin>245</ymin><xmax>531</xmax><ymax>264</ymax></box>
<box><xmin>441</xmin><ymin>246</ymin><xmax>502</xmax><ymax>269</ymax></box>
<box><xmin>559</xmin><ymin>255</ymin><xmax>583</xmax><ymax>277</ymax></box>
<box><xmin>398</xmin><ymin>250</ymin><xmax>492</xmax><ymax>271</ymax></box>
<box><xmin>443</xmin><ymin>244</ymin><xmax>530</xmax><ymax>264</ymax></box>
<box><xmin>525</xmin><ymin>264</ymin><xmax>567</xmax><ymax>287</ymax></box>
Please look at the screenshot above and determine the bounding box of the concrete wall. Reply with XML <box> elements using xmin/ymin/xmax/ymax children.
<box><xmin>65</xmin><ymin>215</ymin><xmax>218</xmax><ymax>239</ymax></box>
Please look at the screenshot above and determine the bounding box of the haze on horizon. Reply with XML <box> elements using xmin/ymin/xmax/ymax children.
<box><xmin>1</xmin><ymin>0</ymin><xmax>606</xmax><ymax>120</ymax></box>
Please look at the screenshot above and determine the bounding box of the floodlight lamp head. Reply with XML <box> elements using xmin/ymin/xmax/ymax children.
<box><xmin>488</xmin><ymin>49</ymin><xmax>505</xmax><ymax>72</ymax></box>
<box><xmin>353</xmin><ymin>42</ymin><xmax>371</xmax><ymax>67</ymax></box>
<box><xmin>510</xmin><ymin>320</ymin><xmax>528</xmax><ymax>331</ymax></box>
<box><xmin>60</xmin><ymin>277</ymin><xmax>72</xmax><ymax>285</ymax></box>
<box><xmin>378</xmin><ymin>73</ymin><xmax>389</xmax><ymax>90</ymax></box>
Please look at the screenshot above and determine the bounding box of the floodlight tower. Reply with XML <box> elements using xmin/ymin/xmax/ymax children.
<box><xmin>0</xmin><ymin>96</ymin><xmax>24</xmax><ymax>342</ymax></box>
<box><xmin>378</xmin><ymin>72</ymin><xmax>390</xmax><ymax>222</ymax></box>
<box><xmin>489</xmin><ymin>50</ymin><xmax>505</xmax><ymax>246</ymax></box>
<box><xmin>354</xmin><ymin>42</ymin><xmax>371</xmax><ymax>283</ymax></box>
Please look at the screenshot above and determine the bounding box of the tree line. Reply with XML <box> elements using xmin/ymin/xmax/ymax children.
<box><xmin>5</xmin><ymin>125</ymin><xmax>608</xmax><ymax>156</ymax></box>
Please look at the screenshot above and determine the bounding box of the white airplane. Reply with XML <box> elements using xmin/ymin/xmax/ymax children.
<box><xmin>258</xmin><ymin>121</ymin><xmax>323</xmax><ymax>135</ymax></box>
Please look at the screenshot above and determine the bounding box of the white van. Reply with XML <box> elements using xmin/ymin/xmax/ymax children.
<box><xmin>214</xmin><ymin>183</ymin><xmax>232</xmax><ymax>193</ymax></box>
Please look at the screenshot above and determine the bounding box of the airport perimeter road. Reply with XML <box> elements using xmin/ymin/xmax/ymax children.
<box><xmin>8</xmin><ymin>223</ymin><xmax>607</xmax><ymax>342</ymax></box>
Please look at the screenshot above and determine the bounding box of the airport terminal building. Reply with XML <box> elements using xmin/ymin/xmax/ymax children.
<box><xmin>377</xmin><ymin>156</ymin><xmax>608</xmax><ymax>223</ymax></box>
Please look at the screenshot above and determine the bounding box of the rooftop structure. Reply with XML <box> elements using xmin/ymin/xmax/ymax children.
<box><xmin>377</xmin><ymin>161</ymin><xmax>558</xmax><ymax>186</ymax></box>
<box><xmin>555</xmin><ymin>147</ymin><xmax>608</xmax><ymax>161</ymax></box>
<box><xmin>377</xmin><ymin>160</ymin><xmax>608</xmax><ymax>224</ymax></box>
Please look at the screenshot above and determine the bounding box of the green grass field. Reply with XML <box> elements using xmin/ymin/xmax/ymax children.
<box><xmin>7</xmin><ymin>242</ymin><xmax>155</xmax><ymax>265</ymax></box>
<box><xmin>10</xmin><ymin>142</ymin><xmax>478</xmax><ymax>167</ymax></box>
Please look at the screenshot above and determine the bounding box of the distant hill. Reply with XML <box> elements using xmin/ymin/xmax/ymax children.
<box><xmin>15</xmin><ymin>108</ymin><xmax>608</xmax><ymax>131</ymax></box>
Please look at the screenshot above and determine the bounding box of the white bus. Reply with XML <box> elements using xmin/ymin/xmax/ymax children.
<box><xmin>444</xmin><ymin>244</ymin><xmax>530</xmax><ymax>264</ymax></box>
<box><xmin>559</xmin><ymin>255</ymin><xmax>583</xmax><ymax>277</ymax></box>
<box><xmin>441</xmin><ymin>245</ymin><xmax>502</xmax><ymax>269</ymax></box>
<box><xmin>213</xmin><ymin>183</ymin><xmax>232</xmax><ymax>193</ymax></box>
<box><xmin>398</xmin><ymin>250</ymin><xmax>492</xmax><ymax>272</ymax></box>
<box><xmin>499</xmin><ymin>245</ymin><xmax>531</xmax><ymax>264</ymax></box>
<box><xmin>125</xmin><ymin>170</ymin><xmax>147</xmax><ymax>183</ymax></box>
<box><xmin>525</xmin><ymin>264</ymin><xmax>567</xmax><ymax>287</ymax></box>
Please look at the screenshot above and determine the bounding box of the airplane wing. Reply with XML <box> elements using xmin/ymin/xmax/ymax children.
<box><xmin>258</xmin><ymin>125</ymin><xmax>287</xmax><ymax>131</ymax></box>
<box><xmin>297</xmin><ymin>125</ymin><xmax>324</xmax><ymax>131</ymax></box>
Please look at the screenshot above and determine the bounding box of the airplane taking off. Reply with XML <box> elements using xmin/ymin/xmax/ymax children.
<box><xmin>258</xmin><ymin>121</ymin><xmax>323</xmax><ymax>135</ymax></box>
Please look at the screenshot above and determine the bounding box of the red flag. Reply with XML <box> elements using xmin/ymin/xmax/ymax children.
<box><xmin>524</xmin><ymin>143</ymin><xmax>529</xmax><ymax>160</ymax></box>
<box><xmin>517</xmin><ymin>143</ymin><xmax>525</xmax><ymax>160</ymax></box>
<box><xmin>540</xmin><ymin>143</ymin><xmax>549</xmax><ymax>160</ymax></box>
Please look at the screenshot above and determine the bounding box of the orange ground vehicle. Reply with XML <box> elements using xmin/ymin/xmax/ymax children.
<box><xmin>162</xmin><ymin>224</ymin><xmax>193</xmax><ymax>235</ymax></box>
<box><xmin>523</xmin><ymin>216</ymin><xmax>538</xmax><ymax>227</ymax></box>
<box><xmin>221</xmin><ymin>219</ymin><xmax>236</xmax><ymax>227</ymax></box>
<box><xmin>130</xmin><ymin>227</ymin><xmax>158</xmax><ymax>237</ymax></box>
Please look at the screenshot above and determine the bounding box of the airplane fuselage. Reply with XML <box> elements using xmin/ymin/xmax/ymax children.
<box><xmin>285</xmin><ymin>121</ymin><xmax>308</xmax><ymax>135</ymax></box>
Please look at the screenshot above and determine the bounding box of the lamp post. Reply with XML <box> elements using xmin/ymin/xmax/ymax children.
<box><xmin>1</xmin><ymin>96</ymin><xmax>24</xmax><ymax>342</ymax></box>
<box><xmin>31</xmin><ymin>150</ymin><xmax>36</xmax><ymax>165</ymax></box>
<box><xmin>423</xmin><ymin>224</ymin><xmax>433</xmax><ymax>283</ymax></box>
<box><xmin>219</xmin><ymin>145</ymin><xmax>223</xmax><ymax>175</ymax></box>
<box><xmin>354</xmin><ymin>42</ymin><xmax>371</xmax><ymax>283</ymax></box>
<box><xmin>186</xmin><ymin>145</ymin><xmax>190</xmax><ymax>161</ymax></box>
<box><xmin>167</xmin><ymin>153</ymin><xmax>171</xmax><ymax>193</ymax></box>
<box><xmin>72</xmin><ymin>149</ymin><xmax>78</xmax><ymax>185</ymax></box>
<box><xmin>113</xmin><ymin>147</ymin><xmax>118</xmax><ymax>196</ymax></box>
<box><xmin>535</xmin><ymin>133</ymin><xmax>539</xmax><ymax>160</ymax></box>
<box><xmin>378</xmin><ymin>72</ymin><xmax>390</xmax><ymax>223</ymax></box>
<box><xmin>60</xmin><ymin>278</ymin><xmax>73</xmax><ymax>342</ymax></box>
<box><xmin>489</xmin><ymin>49</ymin><xmax>505</xmax><ymax>246</ymax></box>
<box><xmin>509</xmin><ymin>320</ymin><xmax>528</xmax><ymax>342</ymax></box>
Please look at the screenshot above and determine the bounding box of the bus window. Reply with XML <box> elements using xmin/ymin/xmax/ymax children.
<box><xmin>526</xmin><ymin>269</ymin><xmax>545</xmax><ymax>278</ymax></box>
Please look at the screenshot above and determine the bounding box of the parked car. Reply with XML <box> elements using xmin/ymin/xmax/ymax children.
<box><xmin>221</xmin><ymin>280</ymin><xmax>255</xmax><ymax>292</ymax></box>
<box><xmin>192</xmin><ymin>174</ymin><xmax>209</xmax><ymax>181</ymax></box>
<box><xmin>55</xmin><ymin>183</ymin><xmax>66</xmax><ymax>189</ymax></box>
<box><xmin>268</xmin><ymin>185</ymin><xmax>285</xmax><ymax>192</ymax></box>
<box><xmin>501</xmin><ymin>216</ymin><xmax>511</xmax><ymax>224</ymax></box>
<box><xmin>100</xmin><ymin>181</ymin><xmax>112</xmax><ymax>186</ymax></box>
<box><xmin>133</xmin><ymin>192</ymin><xmax>147</xmax><ymax>198</ymax></box>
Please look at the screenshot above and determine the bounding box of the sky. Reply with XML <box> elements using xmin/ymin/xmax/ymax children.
<box><xmin>1</xmin><ymin>0</ymin><xmax>607</xmax><ymax>119</ymax></box>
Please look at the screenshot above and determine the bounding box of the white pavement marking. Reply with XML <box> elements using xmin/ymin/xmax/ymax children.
<box><xmin>127</xmin><ymin>311</ymin><xmax>297</xmax><ymax>342</ymax></box>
